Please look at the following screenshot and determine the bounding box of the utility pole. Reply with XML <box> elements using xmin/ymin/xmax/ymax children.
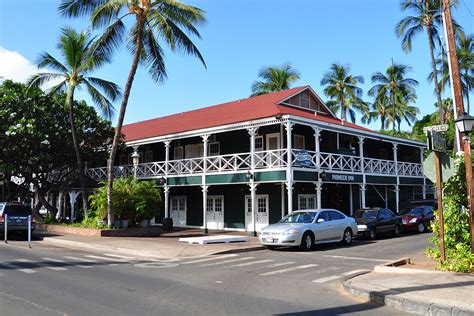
<box><xmin>442</xmin><ymin>0</ymin><xmax>474</xmax><ymax>253</ymax></box>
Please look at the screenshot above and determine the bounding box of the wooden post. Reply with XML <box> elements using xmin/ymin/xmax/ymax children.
<box><xmin>435</xmin><ymin>151</ymin><xmax>445</xmax><ymax>262</ymax></box>
<box><xmin>463</xmin><ymin>136</ymin><xmax>474</xmax><ymax>253</ymax></box>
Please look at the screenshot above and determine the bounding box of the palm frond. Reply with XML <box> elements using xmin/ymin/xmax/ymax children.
<box><xmin>36</xmin><ymin>52</ymin><xmax>69</xmax><ymax>73</ymax></box>
<box><xmin>26</xmin><ymin>73</ymin><xmax>65</xmax><ymax>90</ymax></box>
<box><xmin>83</xmin><ymin>79</ymin><xmax>115</xmax><ymax>119</ymax></box>
<box><xmin>85</xmin><ymin>76</ymin><xmax>122</xmax><ymax>102</ymax></box>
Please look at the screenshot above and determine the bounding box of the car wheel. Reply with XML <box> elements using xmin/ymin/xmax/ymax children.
<box><xmin>341</xmin><ymin>228</ymin><xmax>353</xmax><ymax>245</ymax></box>
<box><xmin>417</xmin><ymin>223</ymin><xmax>426</xmax><ymax>233</ymax></box>
<box><xmin>300</xmin><ymin>232</ymin><xmax>314</xmax><ymax>251</ymax></box>
<box><xmin>369</xmin><ymin>227</ymin><xmax>377</xmax><ymax>240</ymax></box>
<box><xmin>394</xmin><ymin>225</ymin><xmax>401</xmax><ymax>237</ymax></box>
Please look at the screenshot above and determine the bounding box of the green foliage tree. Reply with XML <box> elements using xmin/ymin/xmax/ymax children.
<box><xmin>320</xmin><ymin>63</ymin><xmax>367</xmax><ymax>123</ymax></box>
<box><xmin>369</xmin><ymin>61</ymin><xmax>419</xmax><ymax>131</ymax></box>
<box><xmin>396</xmin><ymin>0</ymin><xmax>460</xmax><ymax>124</ymax></box>
<box><xmin>59</xmin><ymin>0</ymin><xmax>206</xmax><ymax>227</ymax></box>
<box><xmin>251</xmin><ymin>63</ymin><xmax>301</xmax><ymax>96</ymax></box>
<box><xmin>0</xmin><ymin>80</ymin><xmax>115</xmax><ymax>217</ymax></box>
<box><xmin>428</xmin><ymin>32</ymin><xmax>474</xmax><ymax>113</ymax></box>
<box><xmin>27</xmin><ymin>27</ymin><xmax>121</xmax><ymax>217</ymax></box>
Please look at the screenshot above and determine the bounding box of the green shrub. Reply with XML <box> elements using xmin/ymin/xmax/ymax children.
<box><xmin>427</xmin><ymin>157</ymin><xmax>474</xmax><ymax>272</ymax></box>
<box><xmin>89</xmin><ymin>177</ymin><xmax>161</xmax><ymax>224</ymax></box>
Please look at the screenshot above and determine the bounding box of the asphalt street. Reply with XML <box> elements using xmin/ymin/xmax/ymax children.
<box><xmin>0</xmin><ymin>232</ymin><xmax>431</xmax><ymax>315</ymax></box>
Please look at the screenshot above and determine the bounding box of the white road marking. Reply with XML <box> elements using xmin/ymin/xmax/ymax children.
<box><xmin>323</xmin><ymin>255</ymin><xmax>389</xmax><ymax>262</ymax></box>
<box><xmin>44</xmin><ymin>257</ymin><xmax>92</xmax><ymax>269</ymax></box>
<box><xmin>15</xmin><ymin>259</ymin><xmax>67</xmax><ymax>271</ymax></box>
<box><xmin>201</xmin><ymin>257</ymin><xmax>255</xmax><ymax>267</ymax></box>
<box><xmin>342</xmin><ymin>269</ymin><xmax>370</xmax><ymax>276</ymax></box>
<box><xmin>63</xmin><ymin>256</ymin><xmax>98</xmax><ymax>263</ymax></box>
<box><xmin>259</xmin><ymin>264</ymin><xmax>318</xmax><ymax>276</ymax></box>
<box><xmin>226</xmin><ymin>259</ymin><xmax>274</xmax><ymax>267</ymax></box>
<box><xmin>1</xmin><ymin>262</ymin><xmax>36</xmax><ymax>274</ymax></box>
<box><xmin>312</xmin><ymin>275</ymin><xmax>342</xmax><ymax>283</ymax></box>
<box><xmin>263</xmin><ymin>261</ymin><xmax>295</xmax><ymax>268</ymax></box>
<box><xmin>85</xmin><ymin>255</ymin><xmax>124</xmax><ymax>262</ymax></box>
<box><xmin>104</xmin><ymin>253</ymin><xmax>137</xmax><ymax>260</ymax></box>
<box><xmin>181</xmin><ymin>254</ymin><xmax>238</xmax><ymax>264</ymax></box>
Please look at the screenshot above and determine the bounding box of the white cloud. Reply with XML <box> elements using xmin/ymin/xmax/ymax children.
<box><xmin>0</xmin><ymin>47</ymin><xmax>62</xmax><ymax>90</ymax></box>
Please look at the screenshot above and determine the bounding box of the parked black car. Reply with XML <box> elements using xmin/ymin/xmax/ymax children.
<box><xmin>0</xmin><ymin>202</ymin><xmax>35</xmax><ymax>233</ymax></box>
<box><xmin>399</xmin><ymin>206</ymin><xmax>435</xmax><ymax>233</ymax></box>
<box><xmin>354</xmin><ymin>208</ymin><xmax>401</xmax><ymax>239</ymax></box>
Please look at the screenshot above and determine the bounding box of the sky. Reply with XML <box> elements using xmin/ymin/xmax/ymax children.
<box><xmin>0</xmin><ymin>0</ymin><xmax>473</xmax><ymax>132</ymax></box>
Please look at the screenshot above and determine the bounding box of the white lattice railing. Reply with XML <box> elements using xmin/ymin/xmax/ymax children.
<box><xmin>254</xmin><ymin>149</ymin><xmax>288</xmax><ymax>169</ymax></box>
<box><xmin>397</xmin><ymin>161</ymin><xmax>423</xmax><ymax>176</ymax></box>
<box><xmin>364</xmin><ymin>158</ymin><xmax>396</xmax><ymax>175</ymax></box>
<box><xmin>85</xmin><ymin>149</ymin><xmax>424</xmax><ymax>180</ymax></box>
<box><xmin>320</xmin><ymin>152</ymin><xmax>362</xmax><ymax>172</ymax></box>
<box><xmin>206</xmin><ymin>153</ymin><xmax>251</xmax><ymax>172</ymax></box>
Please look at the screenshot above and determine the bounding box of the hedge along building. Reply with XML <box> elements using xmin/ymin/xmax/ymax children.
<box><xmin>87</xmin><ymin>86</ymin><xmax>428</xmax><ymax>234</ymax></box>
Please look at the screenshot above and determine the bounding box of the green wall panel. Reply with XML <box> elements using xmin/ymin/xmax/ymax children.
<box><xmin>255</xmin><ymin>171</ymin><xmax>286</xmax><ymax>182</ymax></box>
<box><xmin>366</xmin><ymin>175</ymin><xmax>397</xmax><ymax>184</ymax></box>
<box><xmin>167</xmin><ymin>176</ymin><xmax>201</xmax><ymax>186</ymax></box>
<box><xmin>206</xmin><ymin>173</ymin><xmax>247</xmax><ymax>184</ymax></box>
<box><xmin>399</xmin><ymin>177</ymin><xmax>424</xmax><ymax>185</ymax></box>
<box><xmin>294</xmin><ymin>170</ymin><xmax>318</xmax><ymax>181</ymax></box>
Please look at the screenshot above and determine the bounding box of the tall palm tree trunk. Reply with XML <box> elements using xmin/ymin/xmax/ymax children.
<box><xmin>106</xmin><ymin>18</ymin><xmax>145</xmax><ymax>227</ymax></box>
<box><xmin>392</xmin><ymin>92</ymin><xmax>396</xmax><ymax>131</ymax></box>
<box><xmin>427</xmin><ymin>28</ymin><xmax>444</xmax><ymax>124</ymax></box>
<box><xmin>341</xmin><ymin>93</ymin><xmax>346</xmax><ymax>122</ymax></box>
<box><xmin>381</xmin><ymin>115</ymin><xmax>385</xmax><ymax>131</ymax></box>
<box><xmin>66</xmin><ymin>83</ymin><xmax>89</xmax><ymax>219</ymax></box>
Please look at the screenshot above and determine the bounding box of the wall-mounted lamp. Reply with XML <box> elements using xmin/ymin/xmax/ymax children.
<box><xmin>246</xmin><ymin>170</ymin><xmax>254</xmax><ymax>180</ymax></box>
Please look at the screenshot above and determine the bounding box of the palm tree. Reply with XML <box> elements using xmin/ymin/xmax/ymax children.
<box><xmin>27</xmin><ymin>27</ymin><xmax>121</xmax><ymax>218</ymax></box>
<box><xmin>250</xmin><ymin>63</ymin><xmax>300</xmax><ymax>96</ymax></box>
<box><xmin>429</xmin><ymin>33</ymin><xmax>474</xmax><ymax>113</ymax></box>
<box><xmin>387</xmin><ymin>93</ymin><xmax>420</xmax><ymax>131</ymax></box>
<box><xmin>320</xmin><ymin>63</ymin><xmax>366</xmax><ymax>123</ymax></box>
<box><xmin>396</xmin><ymin>0</ymin><xmax>460</xmax><ymax>124</ymax></box>
<box><xmin>362</xmin><ymin>94</ymin><xmax>391</xmax><ymax>131</ymax></box>
<box><xmin>59</xmin><ymin>0</ymin><xmax>206</xmax><ymax>227</ymax></box>
<box><xmin>369</xmin><ymin>61</ymin><xmax>419</xmax><ymax>131</ymax></box>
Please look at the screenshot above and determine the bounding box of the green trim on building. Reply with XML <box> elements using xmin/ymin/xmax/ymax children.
<box><xmin>167</xmin><ymin>176</ymin><xmax>202</xmax><ymax>186</ymax></box>
<box><xmin>366</xmin><ymin>175</ymin><xmax>397</xmax><ymax>184</ymax></box>
<box><xmin>294</xmin><ymin>170</ymin><xmax>318</xmax><ymax>182</ymax></box>
<box><xmin>399</xmin><ymin>177</ymin><xmax>424</xmax><ymax>185</ymax></box>
<box><xmin>206</xmin><ymin>173</ymin><xmax>247</xmax><ymax>184</ymax></box>
<box><xmin>255</xmin><ymin>171</ymin><xmax>286</xmax><ymax>182</ymax></box>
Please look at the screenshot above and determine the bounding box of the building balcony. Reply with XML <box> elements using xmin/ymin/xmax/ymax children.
<box><xmin>86</xmin><ymin>149</ymin><xmax>423</xmax><ymax>181</ymax></box>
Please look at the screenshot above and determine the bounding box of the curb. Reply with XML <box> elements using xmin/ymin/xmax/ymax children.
<box><xmin>342</xmin><ymin>258</ymin><xmax>474</xmax><ymax>315</ymax></box>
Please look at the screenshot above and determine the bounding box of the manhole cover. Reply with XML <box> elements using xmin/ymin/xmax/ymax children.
<box><xmin>133</xmin><ymin>261</ymin><xmax>179</xmax><ymax>268</ymax></box>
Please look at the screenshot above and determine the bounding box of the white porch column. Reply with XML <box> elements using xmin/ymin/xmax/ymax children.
<box><xmin>202</xmin><ymin>135</ymin><xmax>209</xmax><ymax>233</ymax></box>
<box><xmin>420</xmin><ymin>148</ymin><xmax>427</xmax><ymax>199</ymax></box>
<box><xmin>360</xmin><ymin>184</ymin><xmax>366</xmax><ymax>208</ymax></box>
<box><xmin>358</xmin><ymin>137</ymin><xmax>366</xmax><ymax>208</ymax></box>
<box><xmin>393</xmin><ymin>143</ymin><xmax>400</xmax><ymax>213</ymax></box>
<box><xmin>313</xmin><ymin>127</ymin><xmax>321</xmax><ymax>172</ymax></box>
<box><xmin>315</xmin><ymin>181</ymin><xmax>322</xmax><ymax>209</ymax></box>
<box><xmin>286</xmin><ymin>121</ymin><xmax>294</xmax><ymax>214</ymax></box>
<box><xmin>281</xmin><ymin>183</ymin><xmax>285</xmax><ymax>219</ymax></box>
<box><xmin>164</xmin><ymin>141</ymin><xmax>171</xmax><ymax>218</ymax></box>
<box><xmin>248</xmin><ymin>127</ymin><xmax>257</xmax><ymax>236</ymax></box>
<box><xmin>56</xmin><ymin>192</ymin><xmax>64</xmax><ymax>220</ymax></box>
<box><xmin>69</xmin><ymin>191</ymin><xmax>80</xmax><ymax>223</ymax></box>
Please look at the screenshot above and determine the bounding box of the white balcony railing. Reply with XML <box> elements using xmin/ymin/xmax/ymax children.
<box><xmin>86</xmin><ymin>149</ymin><xmax>424</xmax><ymax>181</ymax></box>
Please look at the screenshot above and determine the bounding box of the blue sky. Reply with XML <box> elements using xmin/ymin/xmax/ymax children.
<box><xmin>1</xmin><ymin>0</ymin><xmax>473</xmax><ymax>131</ymax></box>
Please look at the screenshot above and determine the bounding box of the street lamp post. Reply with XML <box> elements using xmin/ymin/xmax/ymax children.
<box><xmin>131</xmin><ymin>150</ymin><xmax>140</xmax><ymax>178</ymax></box>
<box><xmin>455</xmin><ymin>113</ymin><xmax>474</xmax><ymax>253</ymax></box>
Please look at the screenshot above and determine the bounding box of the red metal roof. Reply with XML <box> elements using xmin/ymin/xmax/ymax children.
<box><xmin>122</xmin><ymin>86</ymin><xmax>373</xmax><ymax>142</ymax></box>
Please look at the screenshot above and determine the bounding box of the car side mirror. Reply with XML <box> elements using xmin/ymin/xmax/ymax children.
<box><xmin>317</xmin><ymin>218</ymin><xmax>325</xmax><ymax>223</ymax></box>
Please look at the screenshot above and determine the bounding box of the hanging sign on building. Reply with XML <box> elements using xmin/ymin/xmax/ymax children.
<box><xmin>320</xmin><ymin>172</ymin><xmax>362</xmax><ymax>183</ymax></box>
<box><xmin>294</xmin><ymin>150</ymin><xmax>313</xmax><ymax>167</ymax></box>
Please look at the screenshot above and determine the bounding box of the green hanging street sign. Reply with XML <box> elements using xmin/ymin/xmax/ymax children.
<box><xmin>423</xmin><ymin>152</ymin><xmax>456</xmax><ymax>184</ymax></box>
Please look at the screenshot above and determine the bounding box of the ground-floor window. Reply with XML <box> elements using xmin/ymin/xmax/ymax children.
<box><xmin>171</xmin><ymin>196</ymin><xmax>186</xmax><ymax>212</ymax></box>
<box><xmin>245</xmin><ymin>195</ymin><xmax>269</xmax><ymax>232</ymax></box>
<box><xmin>298</xmin><ymin>194</ymin><xmax>316</xmax><ymax>210</ymax></box>
<box><xmin>207</xmin><ymin>196</ymin><xmax>224</xmax><ymax>213</ymax></box>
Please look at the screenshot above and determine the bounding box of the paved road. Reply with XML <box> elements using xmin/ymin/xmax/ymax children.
<box><xmin>0</xmin><ymin>232</ymin><xmax>430</xmax><ymax>315</ymax></box>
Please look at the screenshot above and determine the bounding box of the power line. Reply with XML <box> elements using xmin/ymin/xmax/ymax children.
<box><xmin>461</xmin><ymin>0</ymin><xmax>474</xmax><ymax>17</ymax></box>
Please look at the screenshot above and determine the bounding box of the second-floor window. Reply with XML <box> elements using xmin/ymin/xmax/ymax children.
<box><xmin>294</xmin><ymin>135</ymin><xmax>305</xmax><ymax>150</ymax></box>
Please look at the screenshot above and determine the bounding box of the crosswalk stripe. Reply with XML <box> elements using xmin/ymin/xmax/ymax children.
<box><xmin>1</xmin><ymin>262</ymin><xmax>36</xmax><ymax>274</ymax></box>
<box><xmin>104</xmin><ymin>253</ymin><xmax>137</xmax><ymax>260</ymax></box>
<box><xmin>16</xmin><ymin>259</ymin><xmax>67</xmax><ymax>271</ymax></box>
<box><xmin>201</xmin><ymin>257</ymin><xmax>255</xmax><ymax>267</ymax></box>
<box><xmin>323</xmin><ymin>255</ymin><xmax>389</xmax><ymax>262</ymax></box>
<box><xmin>259</xmin><ymin>264</ymin><xmax>318</xmax><ymax>276</ymax></box>
<box><xmin>181</xmin><ymin>254</ymin><xmax>238</xmax><ymax>264</ymax></box>
<box><xmin>43</xmin><ymin>257</ymin><xmax>91</xmax><ymax>269</ymax></box>
<box><xmin>226</xmin><ymin>259</ymin><xmax>274</xmax><ymax>267</ymax></box>
<box><xmin>263</xmin><ymin>261</ymin><xmax>294</xmax><ymax>268</ymax></box>
<box><xmin>312</xmin><ymin>275</ymin><xmax>342</xmax><ymax>283</ymax></box>
<box><xmin>63</xmin><ymin>256</ymin><xmax>97</xmax><ymax>263</ymax></box>
<box><xmin>342</xmin><ymin>269</ymin><xmax>369</xmax><ymax>276</ymax></box>
<box><xmin>85</xmin><ymin>255</ymin><xmax>124</xmax><ymax>262</ymax></box>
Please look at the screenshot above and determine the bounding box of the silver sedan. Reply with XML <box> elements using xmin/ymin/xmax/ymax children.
<box><xmin>259</xmin><ymin>209</ymin><xmax>358</xmax><ymax>251</ymax></box>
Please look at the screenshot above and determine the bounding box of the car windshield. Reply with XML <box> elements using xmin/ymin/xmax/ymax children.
<box><xmin>280</xmin><ymin>212</ymin><xmax>316</xmax><ymax>223</ymax></box>
<box><xmin>355</xmin><ymin>210</ymin><xmax>378</xmax><ymax>219</ymax></box>
<box><xmin>403</xmin><ymin>208</ymin><xmax>424</xmax><ymax>216</ymax></box>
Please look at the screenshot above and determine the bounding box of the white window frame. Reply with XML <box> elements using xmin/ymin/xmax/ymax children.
<box><xmin>170</xmin><ymin>196</ymin><xmax>186</xmax><ymax>212</ymax></box>
<box><xmin>298</xmin><ymin>194</ymin><xmax>316</xmax><ymax>210</ymax></box>
<box><xmin>255</xmin><ymin>136</ymin><xmax>264</xmax><ymax>152</ymax></box>
<box><xmin>207</xmin><ymin>195</ymin><xmax>224</xmax><ymax>213</ymax></box>
<box><xmin>294</xmin><ymin>134</ymin><xmax>305</xmax><ymax>150</ymax></box>
<box><xmin>208</xmin><ymin>142</ymin><xmax>220</xmax><ymax>156</ymax></box>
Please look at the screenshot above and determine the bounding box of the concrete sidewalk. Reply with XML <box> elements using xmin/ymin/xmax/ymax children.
<box><xmin>35</xmin><ymin>230</ymin><xmax>263</xmax><ymax>260</ymax></box>
<box><xmin>344</xmin><ymin>265</ymin><xmax>474</xmax><ymax>315</ymax></box>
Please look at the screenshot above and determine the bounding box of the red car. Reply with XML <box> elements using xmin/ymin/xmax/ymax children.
<box><xmin>400</xmin><ymin>206</ymin><xmax>434</xmax><ymax>233</ymax></box>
